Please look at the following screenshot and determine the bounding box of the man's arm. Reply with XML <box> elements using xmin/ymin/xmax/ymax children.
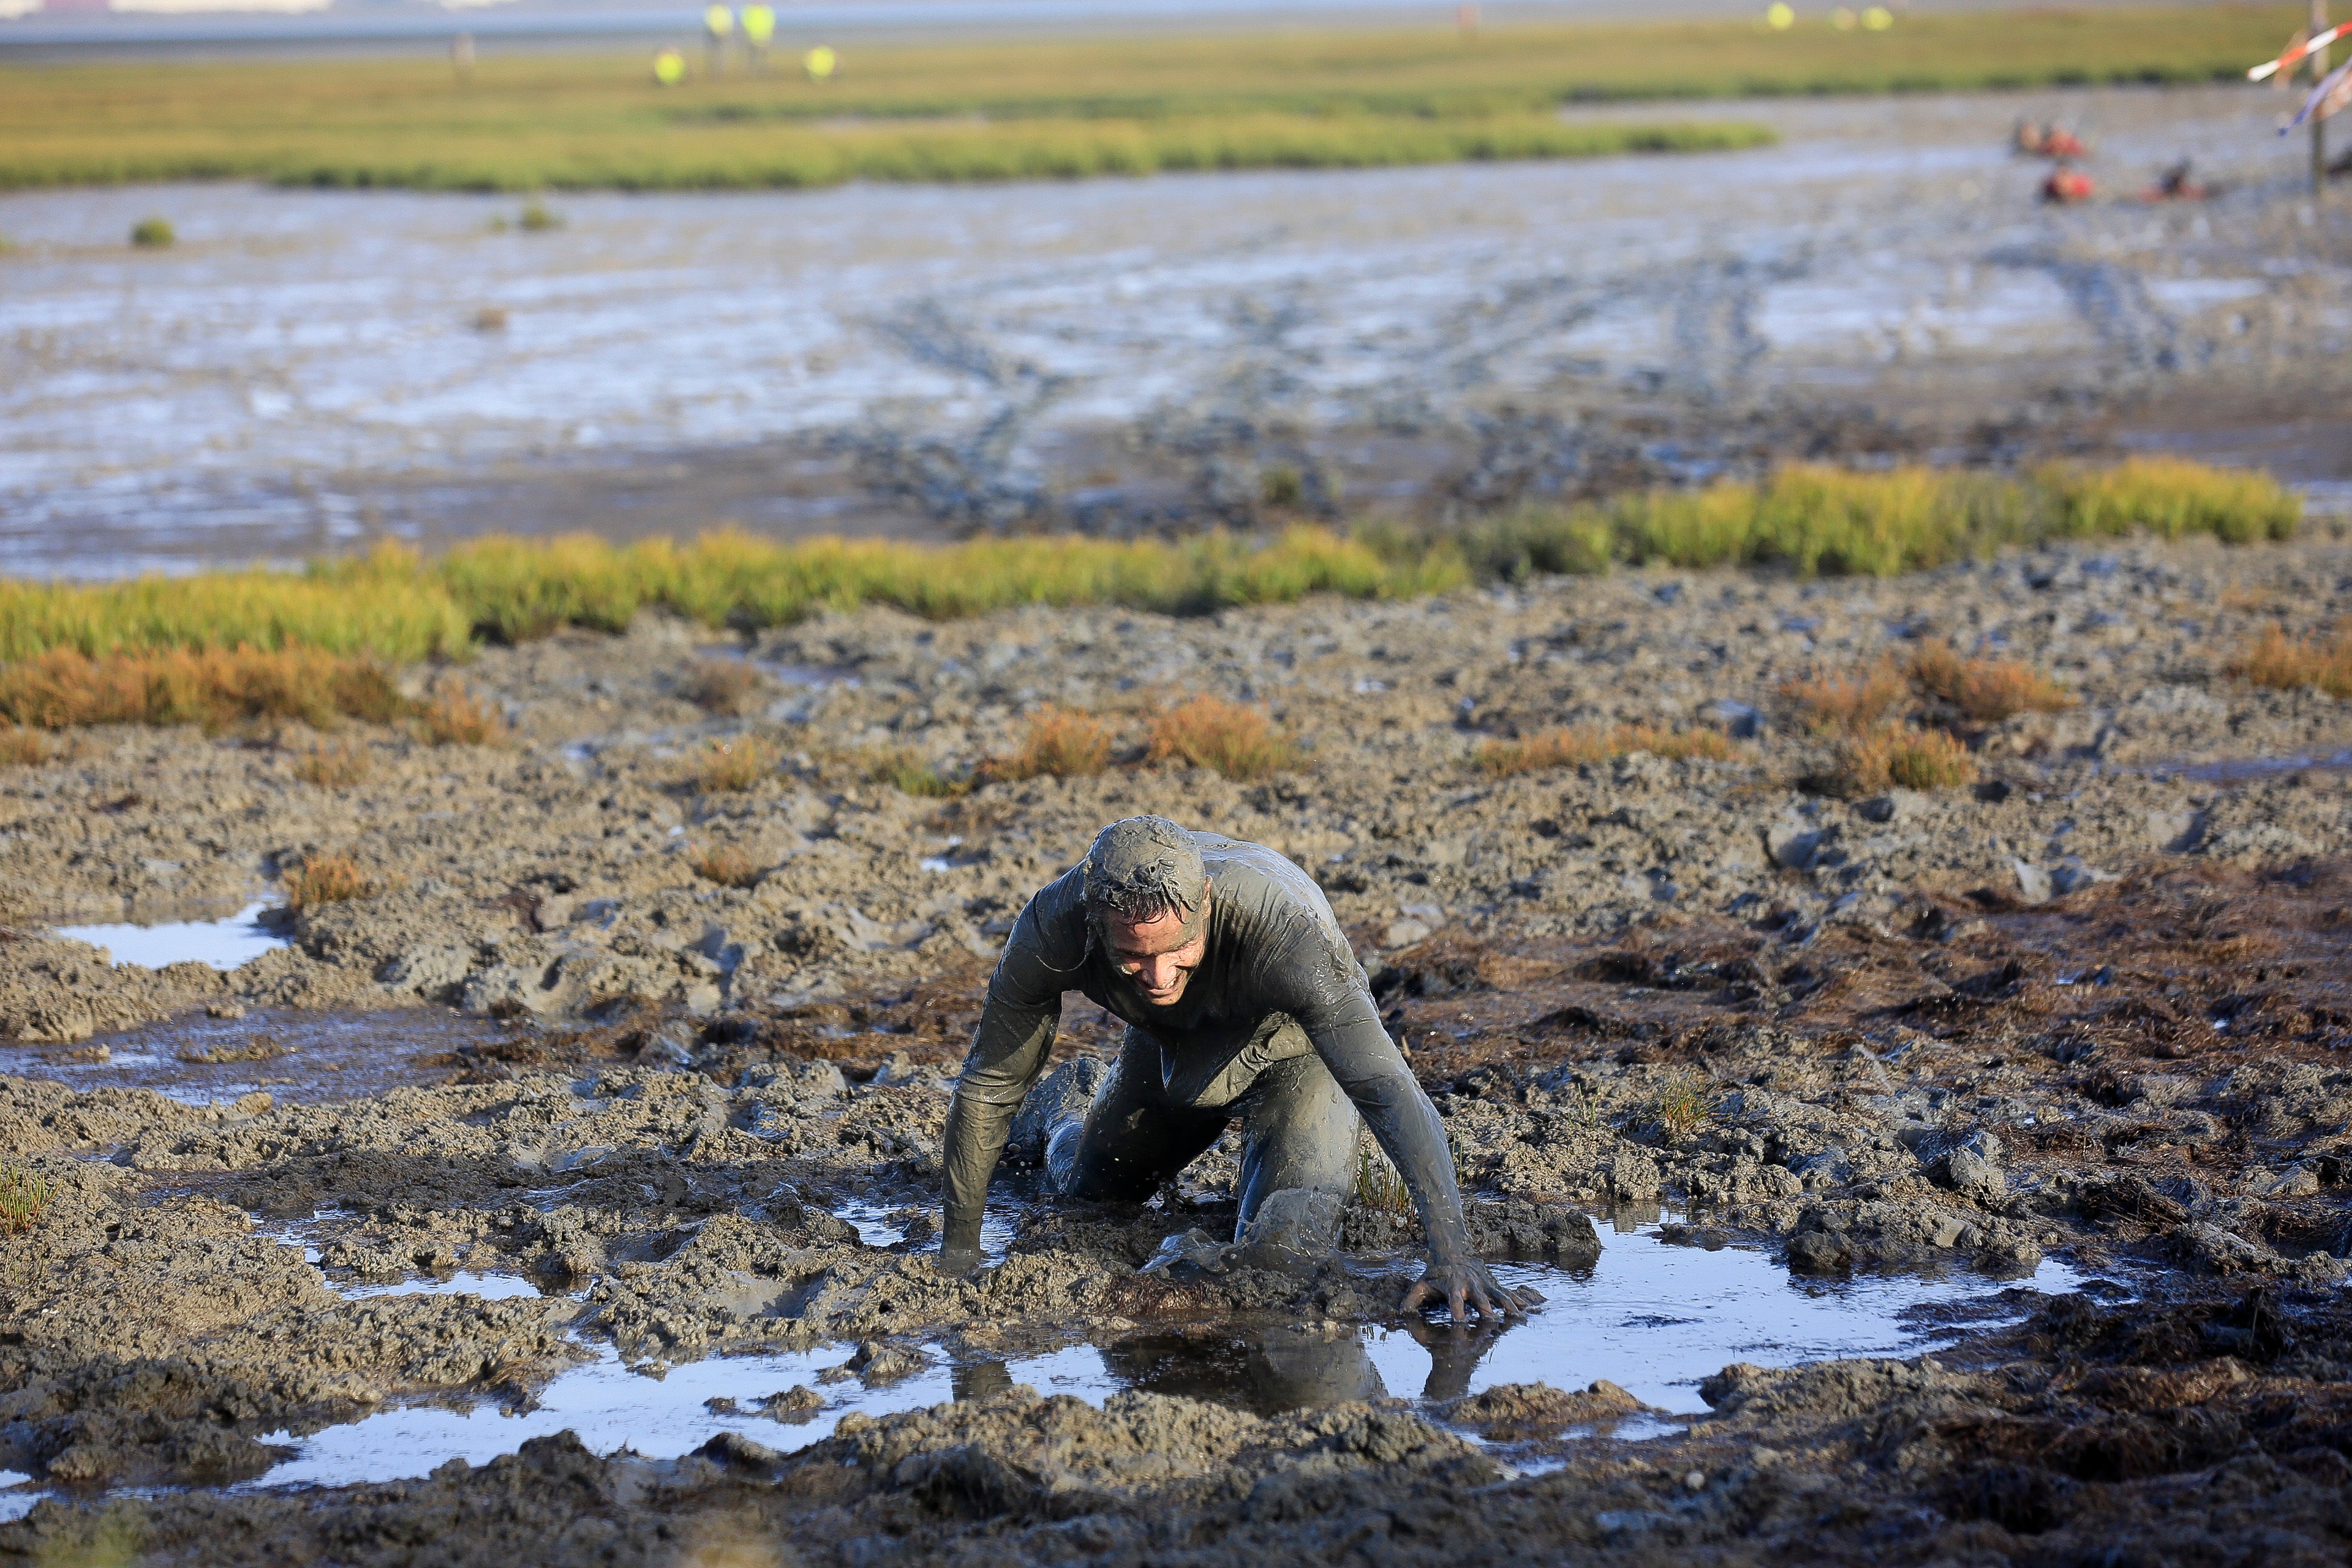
<box><xmin>938</xmin><ymin>875</ymin><xmax>1085</xmax><ymax>1269</ymax></box>
<box><xmin>1264</xmin><ymin>924</ymin><xmax>1540</xmax><ymax>1322</ymax></box>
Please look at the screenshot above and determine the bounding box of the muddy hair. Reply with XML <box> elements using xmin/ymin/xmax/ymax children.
<box><xmin>1082</xmin><ymin>815</ymin><xmax>1207</xmax><ymax>929</ymax></box>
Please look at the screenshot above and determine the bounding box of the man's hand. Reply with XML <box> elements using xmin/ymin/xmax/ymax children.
<box><xmin>1400</xmin><ymin>1253</ymin><xmax>1544</xmax><ymax>1325</ymax></box>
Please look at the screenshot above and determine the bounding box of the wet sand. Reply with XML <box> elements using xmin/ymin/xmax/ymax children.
<box><xmin>5</xmin><ymin>527</ymin><xmax>2352</xmax><ymax>1561</ymax></box>
<box><xmin>2</xmin><ymin>83</ymin><xmax>2347</xmax><ymax>576</ymax></box>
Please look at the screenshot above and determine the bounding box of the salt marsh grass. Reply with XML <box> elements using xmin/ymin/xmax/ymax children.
<box><xmin>989</xmin><ymin>706</ymin><xmax>1115</xmax><ymax>782</ymax></box>
<box><xmin>284</xmin><ymin>851</ymin><xmax>374</xmax><ymax>909</ymax></box>
<box><xmin>1148</xmin><ymin>697</ymin><xmax>1298</xmax><ymax>782</ymax></box>
<box><xmin>1833</xmin><ymin>723</ymin><xmax>1977</xmax><ymax>794</ymax></box>
<box><xmin>0</xmin><ymin>7</ymin><xmax>2294</xmax><ymax>192</ymax></box>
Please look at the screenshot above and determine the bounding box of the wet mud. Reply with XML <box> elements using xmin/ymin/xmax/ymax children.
<box><xmin>7</xmin><ymin>532</ymin><xmax>2352</xmax><ymax>1560</ymax></box>
<box><xmin>3</xmin><ymin>85</ymin><xmax>2349</xmax><ymax>574</ymax></box>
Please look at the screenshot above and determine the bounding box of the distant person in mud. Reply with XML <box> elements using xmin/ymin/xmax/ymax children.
<box><xmin>938</xmin><ymin>815</ymin><xmax>1542</xmax><ymax>1326</ymax></box>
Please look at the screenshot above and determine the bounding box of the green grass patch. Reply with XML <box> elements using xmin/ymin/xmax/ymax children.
<box><xmin>0</xmin><ymin>5</ymin><xmax>2309</xmax><ymax>192</ymax></box>
<box><xmin>0</xmin><ymin>460</ymin><xmax>2304</xmax><ymax>717</ymax></box>
<box><xmin>1427</xmin><ymin>459</ymin><xmax>2302</xmax><ymax>582</ymax></box>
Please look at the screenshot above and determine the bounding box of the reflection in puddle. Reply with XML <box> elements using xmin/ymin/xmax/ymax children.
<box><xmin>0</xmin><ymin>1472</ymin><xmax>38</xmax><ymax>1526</ymax></box>
<box><xmin>53</xmin><ymin>901</ymin><xmax>285</xmax><ymax>971</ymax></box>
<box><xmin>340</xmin><ymin>1272</ymin><xmax>547</xmax><ymax>1304</ymax></box>
<box><xmin>6</xmin><ymin>1008</ymin><xmax>511</xmax><ymax>1107</ymax></box>
<box><xmin>244</xmin><ymin>1216</ymin><xmax>2077</xmax><ymax>1490</ymax></box>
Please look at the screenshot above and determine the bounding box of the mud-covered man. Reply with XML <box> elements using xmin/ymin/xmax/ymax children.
<box><xmin>939</xmin><ymin>815</ymin><xmax>1542</xmax><ymax>1324</ymax></box>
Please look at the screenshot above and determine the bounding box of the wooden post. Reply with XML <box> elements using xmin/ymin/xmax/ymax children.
<box><xmin>2316</xmin><ymin>0</ymin><xmax>2331</xmax><ymax>202</ymax></box>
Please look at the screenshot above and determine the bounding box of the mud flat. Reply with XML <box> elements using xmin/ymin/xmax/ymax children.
<box><xmin>6</xmin><ymin>532</ymin><xmax>2352</xmax><ymax>1562</ymax></box>
<box><xmin>4</xmin><ymin>83</ymin><xmax>2349</xmax><ymax>576</ymax></box>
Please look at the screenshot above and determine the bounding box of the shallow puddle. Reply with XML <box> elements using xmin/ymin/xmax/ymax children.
<box><xmin>241</xmin><ymin>1216</ymin><xmax>2081</xmax><ymax>1491</ymax></box>
<box><xmin>52</xmin><ymin>902</ymin><xmax>285</xmax><ymax>971</ymax></box>
<box><xmin>4</xmin><ymin>1007</ymin><xmax>514</xmax><ymax>1106</ymax></box>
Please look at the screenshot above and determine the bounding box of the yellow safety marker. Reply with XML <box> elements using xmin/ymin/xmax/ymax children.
<box><xmin>704</xmin><ymin>3</ymin><xmax>733</xmax><ymax>34</ymax></box>
<box><xmin>1765</xmin><ymin>2</ymin><xmax>1793</xmax><ymax>28</ymax></box>
<box><xmin>652</xmin><ymin>47</ymin><xmax>685</xmax><ymax>85</ymax></box>
<box><xmin>1861</xmin><ymin>6</ymin><xmax>1893</xmax><ymax>29</ymax></box>
<box><xmin>742</xmin><ymin>4</ymin><xmax>774</xmax><ymax>45</ymax></box>
<box><xmin>805</xmin><ymin>43</ymin><xmax>837</xmax><ymax>79</ymax></box>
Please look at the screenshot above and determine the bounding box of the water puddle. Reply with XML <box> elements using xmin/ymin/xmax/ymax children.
<box><xmin>238</xmin><ymin>1215</ymin><xmax>2079</xmax><ymax>1491</ymax></box>
<box><xmin>0</xmin><ymin>1472</ymin><xmax>37</xmax><ymax>1526</ymax></box>
<box><xmin>51</xmin><ymin>901</ymin><xmax>285</xmax><ymax>971</ymax></box>
<box><xmin>2139</xmin><ymin>749</ymin><xmax>2352</xmax><ymax>785</ymax></box>
<box><xmin>2</xmin><ymin>1008</ymin><xmax>516</xmax><ymax>1106</ymax></box>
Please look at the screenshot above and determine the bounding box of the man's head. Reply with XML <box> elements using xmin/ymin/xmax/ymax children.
<box><xmin>1084</xmin><ymin>815</ymin><xmax>1210</xmax><ymax>1006</ymax></box>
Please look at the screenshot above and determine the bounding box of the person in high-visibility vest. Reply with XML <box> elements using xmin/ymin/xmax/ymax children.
<box><xmin>652</xmin><ymin>47</ymin><xmax>685</xmax><ymax>86</ymax></box>
<box><xmin>742</xmin><ymin>3</ymin><xmax>775</xmax><ymax>70</ymax></box>
<box><xmin>704</xmin><ymin>4</ymin><xmax>733</xmax><ymax>77</ymax></box>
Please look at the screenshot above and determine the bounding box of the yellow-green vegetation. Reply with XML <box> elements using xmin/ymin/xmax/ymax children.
<box><xmin>689</xmin><ymin>843</ymin><xmax>763</xmax><ymax>888</ymax></box>
<box><xmin>692</xmin><ymin>734</ymin><xmax>777</xmax><ymax>792</ymax></box>
<box><xmin>283</xmin><ymin>850</ymin><xmax>374</xmax><ymax>909</ymax></box>
<box><xmin>1477</xmin><ymin>722</ymin><xmax>1740</xmax><ymax>777</ymax></box>
<box><xmin>0</xmin><ymin>6</ymin><xmax>2299</xmax><ymax>191</ymax></box>
<box><xmin>2234</xmin><ymin>625</ymin><xmax>2352</xmax><ymax>698</ymax></box>
<box><xmin>0</xmin><ymin>561</ymin><xmax>472</xmax><ymax>663</ymax></box>
<box><xmin>1448</xmin><ymin>460</ymin><xmax>2302</xmax><ymax>583</ymax></box>
<box><xmin>1148</xmin><ymin>696</ymin><xmax>1298</xmax><ymax>782</ymax></box>
<box><xmin>291</xmin><ymin>738</ymin><xmax>372</xmax><ymax>788</ymax></box>
<box><xmin>129</xmin><ymin>215</ymin><xmax>175</xmax><ymax>247</ymax></box>
<box><xmin>987</xmin><ymin>706</ymin><xmax>1115</xmax><ymax>782</ymax></box>
<box><xmin>865</xmin><ymin>746</ymin><xmax>965</xmax><ymax>797</ymax></box>
<box><xmin>0</xmin><ymin>461</ymin><xmax>2293</xmax><ymax>684</ymax></box>
<box><xmin>1653</xmin><ymin>1070</ymin><xmax>1715</xmax><ymax>1142</ymax></box>
<box><xmin>1833</xmin><ymin>722</ymin><xmax>1977</xmax><ymax>793</ymax></box>
<box><xmin>1352</xmin><ymin>1133</ymin><xmax>1415</xmax><ymax>1218</ymax></box>
<box><xmin>0</xmin><ymin>1163</ymin><xmax>53</xmax><ymax>1237</ymax></box>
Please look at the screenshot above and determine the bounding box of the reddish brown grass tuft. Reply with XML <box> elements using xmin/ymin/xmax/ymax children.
<box><xmin>689</xmin><ymin>843</ymin><xmax>763</xmax><ymax>888</ymax></box>
<box><xmin>1147</xmin><ymin>696</ymin><xmax>1298</xmax><ymax>782</ymax></box>
<box><xmin>292</xmin><ymin>739</ymin><xmax>372</xmax><ymax>788</ymax></box>
<box><xmin>1834</xmin><ymin>723</ymin><xmax>1977</xmax><ymax>794</ymax></box>
<box><xmin>988</xmin><ymin>706</ymin><xmax>1114</xmax><ymax>782</ymax></box>
<box><xmin>1910</xmin><ymin>642</ymin><xmax>2073</xmax><ymax>722</ymax></box>
<box><xmin>692</xmin><ymin>734</ymin><xmax>777</xmax><ymax>793</ymax></box>
<box><xmin>1778</xmin><ymin>660</ymin><xmax>1909</xmax><ymax>734</ymax></box>
<box><xmin>0</xmin><ymin>726</ymin><xmax>50</xmax><ymax>766</ymax></box>
<box><xmin>416</xmin><ymin>682</ymin><xmax>509</xmax><ymax>746</ymax></box>
<box><xmin>1477</xmin><ymin>723</ymin><xmax>1740</xmax><ymax>778</ymax></box>
<box><xmin>684</xmin><ymin>658</ymin><xmax>764</xmax><ymax>716</ymax></box>
<box><xmin>0</xmin><ymin>647</ymin><xmax>409</xmax><ymax>733</ymax></box>
<box><xmin>284</xmin><ymin>850</ymin><xmax>375</xmax><ymax>909</ymax></box>
<box><xmin>2233</xmin><ymin>625</ymin><xmax>2352</xmax><ymax>699</ymax></box>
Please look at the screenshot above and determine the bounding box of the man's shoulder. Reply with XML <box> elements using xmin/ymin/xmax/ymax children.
<box><xmin>1194</xmin><ymin>833</ymin><xmax>1341</xmax><ymax>931</ymax></box>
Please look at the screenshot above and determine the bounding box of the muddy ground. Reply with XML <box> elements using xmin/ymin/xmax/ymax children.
<box><xmin>6</xmin><ymin>532</ymin><xmax>2352</xmax><ymax>1562</ymax></box>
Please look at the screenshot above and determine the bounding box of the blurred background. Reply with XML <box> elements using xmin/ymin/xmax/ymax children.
<box><xmin>2</xmin><ymin>0</ymin><xmax>2346</xmax><ymax>578</ymax></box>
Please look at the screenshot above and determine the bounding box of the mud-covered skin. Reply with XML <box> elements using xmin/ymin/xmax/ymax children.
<box><xmin>943</xmin><ymin>829</ymin><xmax>1522</xmax><ymax>1316</ymax></box>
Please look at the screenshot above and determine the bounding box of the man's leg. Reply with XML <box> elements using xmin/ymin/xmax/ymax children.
<box><xmin>1231</xmin><ymin>1050</ymin><xmax>1360</xmax><ymax>1243</ymax></box>
<box><xmin>1049</xmin><ymin>1027</ymin><xmax>1226</xmax><ymax>1202</ymax></box>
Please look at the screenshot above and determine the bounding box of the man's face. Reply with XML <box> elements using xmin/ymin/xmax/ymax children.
<box><xmin>1107</xmin><ymin>891</ymin><xmax>1209</xmax><ymax>1007</ymax></box>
